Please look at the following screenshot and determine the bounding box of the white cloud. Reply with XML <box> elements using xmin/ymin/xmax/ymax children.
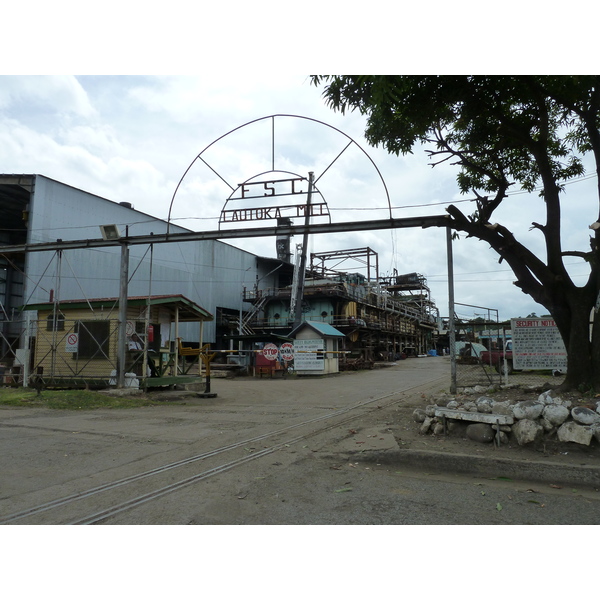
<box><xmin>0</xmin><ymin>75</ymin><xmax>96</xmax><ymax>120</ymax></box>
<box><xmin>1</xmin><ymin>74</ymin><xmax>594</xmax><ymax>322</ymax></box>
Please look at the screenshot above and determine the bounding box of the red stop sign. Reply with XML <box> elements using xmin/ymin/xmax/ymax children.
<box><xmin>262</xmin><ymin>343</ymin><xmax>279</xmax><ymax>361</ymax></box>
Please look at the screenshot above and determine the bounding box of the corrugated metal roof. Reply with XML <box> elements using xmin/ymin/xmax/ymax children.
<box><xmin>290</xmin><ymin>320</ymin><xmax>345</xmax><ymax>338</ymax></box>
<box><xmin>22</xmin><ymin>294</ymin><xmax>213</xmax><ymax>321</ymax></box>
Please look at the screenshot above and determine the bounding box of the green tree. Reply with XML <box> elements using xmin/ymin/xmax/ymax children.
<box><xmin>312</xmin><ymin>76</ymin><xmax>600</xmax><ymax>390</ymax></box>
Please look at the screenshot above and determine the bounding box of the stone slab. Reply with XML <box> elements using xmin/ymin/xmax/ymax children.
<box><xmin>434</xmin><ymin>408</ymin><xmax>514</xmax><ymax>425</ymax></box>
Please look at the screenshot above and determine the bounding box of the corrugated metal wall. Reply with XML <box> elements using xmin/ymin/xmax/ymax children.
<box><xmin>24</xmin><ymin>175</ymin><xmax>266</xmax><ymax>343</ymax></box>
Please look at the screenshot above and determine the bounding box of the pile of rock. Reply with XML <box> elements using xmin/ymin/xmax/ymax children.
<box><xmin>415</xmin><ymin>387</ymin><xmax>600</xmax><ymax>446</ymax></box>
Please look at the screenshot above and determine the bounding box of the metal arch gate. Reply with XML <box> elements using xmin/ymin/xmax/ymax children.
<box><xmin>1</xmin><ymin>114</ymin><xmax>463</xmax><ymax>388</ymax></box>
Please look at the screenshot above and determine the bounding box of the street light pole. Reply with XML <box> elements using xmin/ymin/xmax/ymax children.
<box><xmin>117</xmin><ymin>241</ymin><xmax>129</xmax><ymax>388</ymax></box>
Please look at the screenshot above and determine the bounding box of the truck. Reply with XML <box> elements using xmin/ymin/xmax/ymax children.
<box><xmin>480</xmin><ymin>341</ymin><xmax>515</xmax><ymax>375</ymax></box>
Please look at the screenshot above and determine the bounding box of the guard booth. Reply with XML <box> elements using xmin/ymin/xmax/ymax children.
<box><xmin>22</xmin><ymin>294</ymin><xmax>213</xmax><ymax>389</ymax></box>
<box><xmin>290</xmin><ymin>321</ymin><xmax>346</xmax><ymax>375</ymax></box>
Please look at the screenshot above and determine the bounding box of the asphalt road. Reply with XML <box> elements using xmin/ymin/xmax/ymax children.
<box><xmin>1</xmin><ymin>356</ymin><xmax>599</xmax><ymax>525</ymax></box>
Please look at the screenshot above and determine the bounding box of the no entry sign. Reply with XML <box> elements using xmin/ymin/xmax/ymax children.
<box><xmin>65</xmin><ymin>333</ymin><xmax>79</xmax><ymax>353</ymax></box>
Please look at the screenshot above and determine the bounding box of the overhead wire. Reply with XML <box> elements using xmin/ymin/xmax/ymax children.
<box><xmin>6</xmin><ymin>172</ymin><xmax>597</xmax><ymax>236</ymax></box>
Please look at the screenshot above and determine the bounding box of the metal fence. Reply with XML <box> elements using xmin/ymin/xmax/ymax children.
<box><xmin>455</xmin><ymin>354</ymin><xmax>565</xmax><ymax>390</ymax></box>
<box><xmin>454</xmin><ymin>308</ymin><xmax>566</xmax><ymax>390</ymax></box>
<box><xmin>0</xmin><ymin>317</ymin><xmax>147</xmax><ymax>388</ymax></box>
<box><xmin>0</xmin><ymin>309</ymin><xmax>567</xmax><ymax>391</ymax></box>
<box><xmin>31</xmin><ymin>317</ymin><xmax>122</xmax><ymax>388</ymax></box>
<box><xmin>0</xmin><ymin>318</ymin><xmax>28</xmax><ymax>386</ymax></box>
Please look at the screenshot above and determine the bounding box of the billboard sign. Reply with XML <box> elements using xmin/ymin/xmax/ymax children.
<box><xmin>511</xmin><ymin>318</ymin><xmax>567</xmax><ymax>371</ymax></box>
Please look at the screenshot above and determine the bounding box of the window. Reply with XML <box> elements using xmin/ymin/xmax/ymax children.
<box><xmin>46</xmin><ymin>313</ymin><xmax>65</xmax><ymax>331</ymax></box>
<box><xmin>76</xmin><ymin>320</ymin><xmax>110</xmax><ymax>359</ymax></box>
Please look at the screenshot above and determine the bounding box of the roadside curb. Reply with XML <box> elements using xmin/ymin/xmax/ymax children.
<box><xmin>350</xmin><ymin>449</ymin><xmax>600</xmax><ymax>488</ymax></box>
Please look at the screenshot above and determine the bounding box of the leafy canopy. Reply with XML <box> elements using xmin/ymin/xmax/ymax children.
<box><xmin>312</xmin><ymin>76</ymin><xmax>599</xmax><ymax>223</ymax></box>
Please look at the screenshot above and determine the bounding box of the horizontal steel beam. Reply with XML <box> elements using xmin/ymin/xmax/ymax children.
<box><xmin>0</xmin><ymin>215</ymin><xmax>450</xmax><ymax>255</ymax></box>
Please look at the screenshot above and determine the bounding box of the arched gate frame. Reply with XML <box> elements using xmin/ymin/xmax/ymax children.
<box><xmin>0</xmin><ymin>115</ymin><xmax>458</xmax><ymax>390</ymax></box>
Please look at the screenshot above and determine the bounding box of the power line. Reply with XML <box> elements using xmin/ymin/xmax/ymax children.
<box><xmin>5</xmin><ymin>171</ymin><xmax>597</xmax><ymax>236</ymax></box>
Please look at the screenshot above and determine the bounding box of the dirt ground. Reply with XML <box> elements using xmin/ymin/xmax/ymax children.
<box><xmin>2</xmin><ymin>357</ymin><xmax>600</xmax><ymax>525</ymax></box>
<box><xmin>173</xmin><ymin>367</ymin><xmax>600</xmax><ymax>468</ymax></box>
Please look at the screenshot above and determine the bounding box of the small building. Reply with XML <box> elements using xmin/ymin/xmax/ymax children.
<box><xmin>21</xmin><ymin>294</ymin><xmax>213</xmax><ymax>389</ymax></box>
<box><xmin>290</xmin><ymin>320</ymin><xmax>345</xmax><ymax>375</ymax></box>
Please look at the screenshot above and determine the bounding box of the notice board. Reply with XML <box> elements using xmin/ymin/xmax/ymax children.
<box><xmin>294</xmin><ymin>339</ymin><xmax>324</xmax><ymax>371</ymax></box>
<box><xmin>511</xmin><ymin>318</ymin><xmax>567</xmax><ymax>371</ymax></box>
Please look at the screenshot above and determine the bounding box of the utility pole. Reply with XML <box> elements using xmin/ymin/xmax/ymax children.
<box><xmin>447</xmin><ymin>227</ymin><xmax>456</xmax><ymax>394</ymax></box>
<box><xmin>293</xmin><ymin>172</ymin><xmax>314</xmax><ymax>328</ymax></box>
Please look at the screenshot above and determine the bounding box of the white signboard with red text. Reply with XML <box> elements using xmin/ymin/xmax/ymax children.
<box><xmin>280</xmin><ymin>342</ymin><xmax>294</xmax><ymax>362</ymax></box>
<box><xmin>511</xmin><ymin>318</ymin><xmax>567</xmax><ymax>371</ymax></box>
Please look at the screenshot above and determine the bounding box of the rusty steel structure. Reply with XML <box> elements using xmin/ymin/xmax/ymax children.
<box><xmin>241</xmin><ymin>246</ymin><xmax>440</xmax><ymax>363</ymax></box>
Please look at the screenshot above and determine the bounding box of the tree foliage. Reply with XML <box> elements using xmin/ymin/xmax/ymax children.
<box><xmin>312</xmin><ymin>75</ymin><xmax>600</xmax><ymax>390</ymax></box>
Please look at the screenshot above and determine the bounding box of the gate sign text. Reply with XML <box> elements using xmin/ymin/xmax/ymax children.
<box><xmin>221</xmin><ymin>203</ymin><xmax>329</xmax><ymax>223</ymax></box>
<box><xmin>239</xmin><ymin>178</ymin><xmax>305</xmax><ymax>198</ymax></box>
<box><xmin>511</xmin><ymin>318</ymin><xmax>567</xmax><ymax>371</ymax></box>
<box><xmin>220</xmin><ymin>177</ymin><xmax>330</xmax><ymax>224</ymax></box>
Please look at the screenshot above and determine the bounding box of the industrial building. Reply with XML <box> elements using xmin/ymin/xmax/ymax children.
<box><xmin>0</xmin><ymin>174</ymin><xmax>284</xmax><ymax>336</ymax></box>
<box><xmin>241</xmin><ymin>247</ymin><xmax>439</xmax><ymax>366</ymax></box>
<box><xmin>0</xmin><ymin>174</ymin><xmax>441</xmax><ymax>386</ymax></box>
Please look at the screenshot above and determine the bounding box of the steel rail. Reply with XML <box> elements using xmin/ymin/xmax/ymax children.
<box><xmin>74</xmin><ymin>376</ymin><xmax>448</xmax><ymax>524</ymax></box>
<box><xmin>0</xmin><ymin>376</ymin><xmax>446</xmax><ymax>525</ymax></box>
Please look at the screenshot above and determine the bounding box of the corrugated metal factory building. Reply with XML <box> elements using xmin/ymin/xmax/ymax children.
<box><xmin>0</xmin><ymin>174</ymin><xmax>288</xmax><ymax>347</ymax></box>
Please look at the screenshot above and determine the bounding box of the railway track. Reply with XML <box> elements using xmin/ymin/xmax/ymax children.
<box><xmin>1</xmin><ymin>376</ymin><xmax>446</xmax><ymax>525</ymax></box>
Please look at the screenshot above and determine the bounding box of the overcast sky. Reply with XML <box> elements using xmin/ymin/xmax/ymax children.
<box><xmin>3</xmin><ymin>2</ymin><xmax>597</xmax><ymax>585</ymax></box>
<box><xmin>1</xmin><ymin>6</ymin><xmax>597</xmax><ymax>324</ymax></box>
<box><xmin>2</xmin><ymin>73</ymin><xmax>598</xmax><ymax>323</ymax></box>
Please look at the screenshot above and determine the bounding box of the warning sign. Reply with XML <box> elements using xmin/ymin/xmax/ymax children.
<box><xmin>262</xmin><ymin>343</ymin><xmax>279</xmax><ymax>361</ymax></box>
<box><xmin>280</xmin><ymin>342</ymin><xmax>294</xmax><ymax>362</ymax></box>
<box><xmin>126</xmin><ymin>321</ymin><xmax>135</xmax><ymax>336</ymax></box>
<box><xmin>512</xmin><ymin>318</ymin><xmax>567</xmax><ymax>371</ymax></box>
<box><xmin>294</xmin><ymin>339</ymin><xmax>324</xmax><ymax>371</ymax></box>
<box><xmin>66</xmin><ymin>333</ymin><xmax>79</xmax><ymax>353</ymax></box>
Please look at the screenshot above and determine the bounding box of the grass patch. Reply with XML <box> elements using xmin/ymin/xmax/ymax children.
<box><xmin>0</xmin><ymin>387</ymin><xmax>163</xmax><ymax>410</ymax></box>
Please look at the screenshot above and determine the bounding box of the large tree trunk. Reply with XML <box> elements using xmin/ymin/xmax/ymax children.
<box><xmin>554</xmin><ymin>288</ymin><xmax>595</xmax><ymax>391</ymax></box>
<box><xmin>590</xmin><ymin>305</ymin><xmax>600</xmax><ymax>390</ymax></box>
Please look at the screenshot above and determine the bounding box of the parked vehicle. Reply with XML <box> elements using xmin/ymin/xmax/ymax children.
<box><xmin>480</xmin><ymin>341</ymin><xmax>515</xmax><ymax>375</ymax></box>
<box><xmin>454</xmin><ymin>341</ymin><xmax>488</xmax><ymax>358</ymax></box>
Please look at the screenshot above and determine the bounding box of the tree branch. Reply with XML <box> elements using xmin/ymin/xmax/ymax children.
<box><xmin>446</xmin><ymin>204</ymin><xmax>563</xmax><ymax>291</ymax></box>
